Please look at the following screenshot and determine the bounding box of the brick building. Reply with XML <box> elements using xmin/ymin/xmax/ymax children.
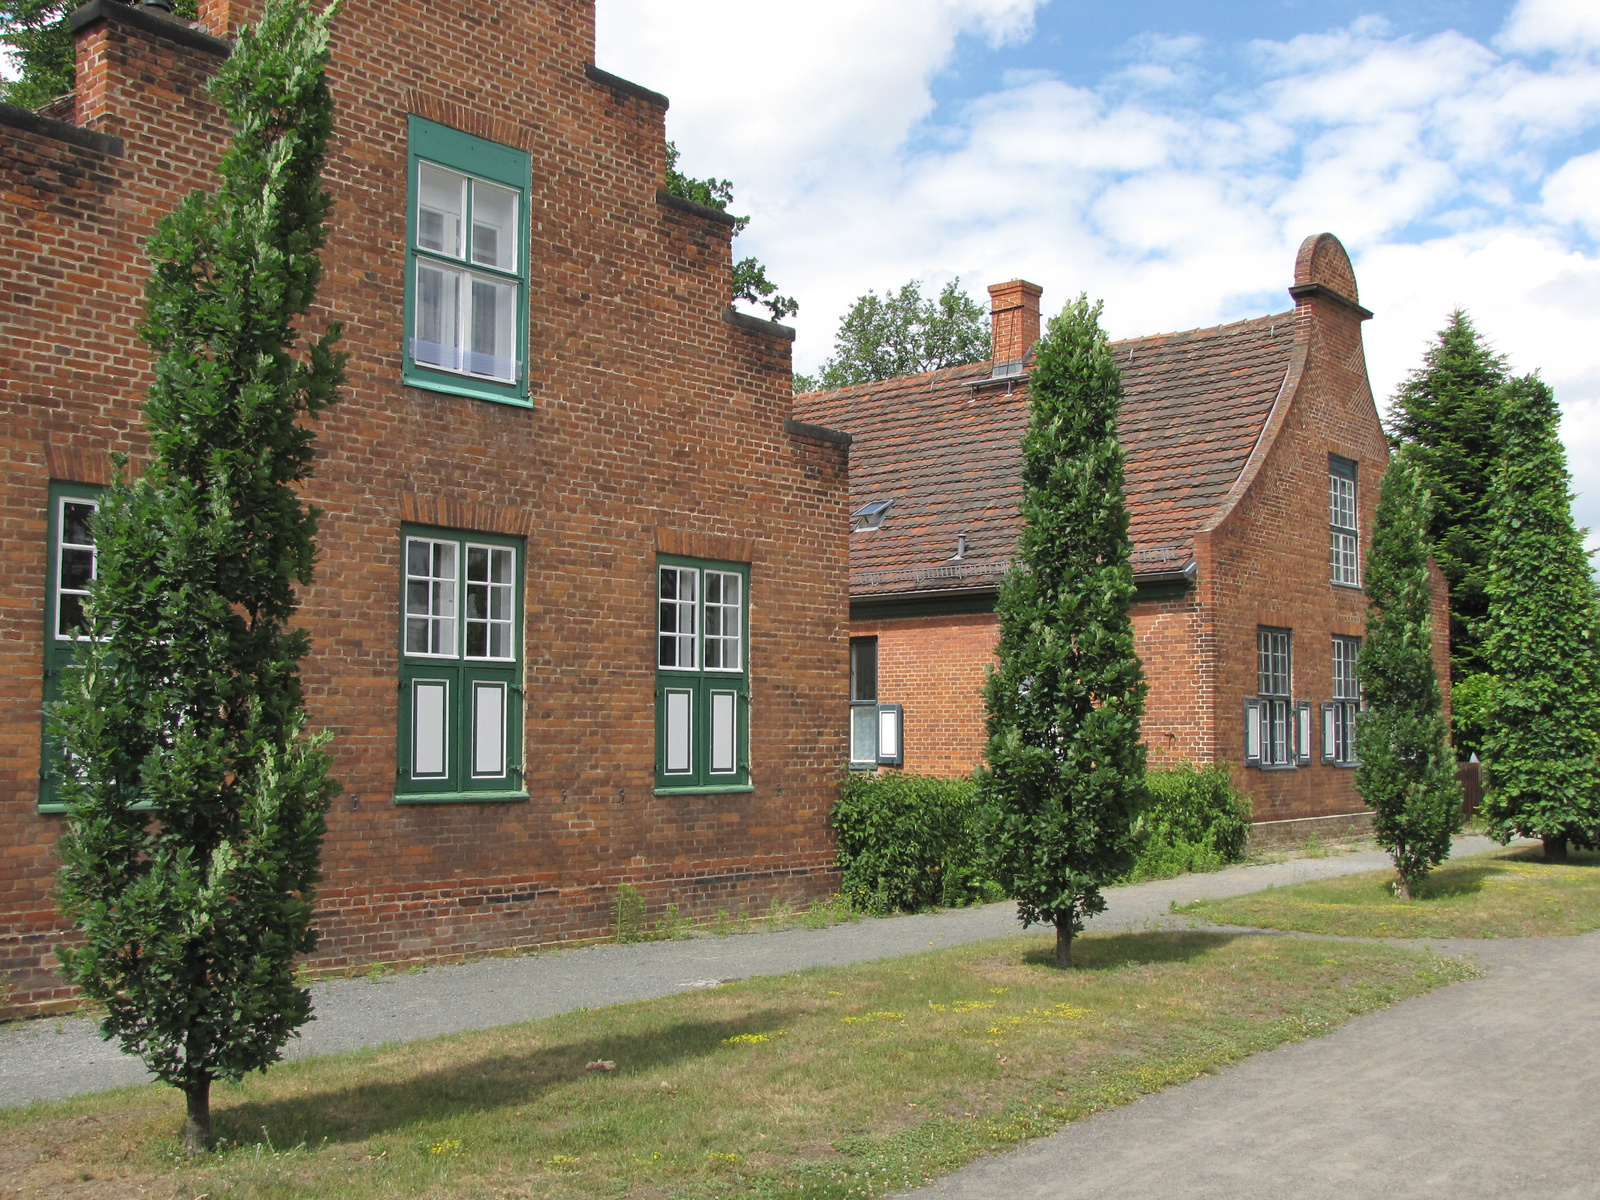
<box><xmin>0</xmin><ymin>0</ymin><xmax>852</xmax><ymax>1015</ymax></box>
<box><xmin>795</xmin><ymin>235</ymin><xmax>1449</xmax><ymax>836</ymax></box>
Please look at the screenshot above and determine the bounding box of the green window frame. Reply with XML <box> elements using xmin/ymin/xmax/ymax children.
<box><xmin>655</xmin><ymin>555</ymin><xmax>751</xmax><ymax>793</ymax></box>
<box><xmin>397</xmin><ymin>526</ymin><xmax>526</xmax><ymax>803</ymax></box>
<box><xmin>40</xmin><ymin>481</ymin><xmax>102</xmax><ymax>812</ymax></box>
<box><xmin>403</xmin><ymin>116</ymin><xmax>532</xmax><ymax>407</ymax></box>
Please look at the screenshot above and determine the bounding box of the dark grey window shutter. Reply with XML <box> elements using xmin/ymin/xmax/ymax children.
<box><xmin>1244</xmin><ymin>698</ymin><xmax>1262</xmax><ymax>767</ymax></box>
<box><xmin>1295</xmin><ymin>701</ymin><xmax>1313</xmax><ymax>765</ymax></box>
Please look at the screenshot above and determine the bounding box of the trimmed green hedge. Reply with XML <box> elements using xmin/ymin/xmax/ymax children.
<box><xmin>1127</xmin><ymin>762</ymin><xmax>1251</xmax><ymax>881</ymax></box>
<box><xmin>831</xmin><ymin>772</ymin><xmax>1001</xmax><ymax>913</ymax></box>
<box><xmin>832</xmin><ymin>762</ymin><xmax>1251</xmax><ymax>912</ymax></box>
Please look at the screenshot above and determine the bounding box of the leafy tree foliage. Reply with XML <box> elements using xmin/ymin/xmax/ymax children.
<box><xmin>52</xmin><ymin>0</ymin><xmax>343</xmax><ymax>1155</ymax></box>
<box><xmin>1479</xmin><ymin>374</ymin><xmax>1600</xmax><ymax>862</ymax></box>
<box><xmin>977</xmin><ymin>296</ymin><xmax>1146</xmax><ymax>968</ymax></box>
<box><xmin>1387</xmin><ymin>311</ymin><xmax>1508</xmax><ymax>689</ymax></box>
<box><xmin>662</xmin><ymin>140</ymin><xmax>796</xmax><ymax>321</ymax></box>
<box><xmin>1355</xmin><ymin>452</ymin><xmax>1461</xmax><ymax>897</ymax></box>
<box><xmin>808</xmin><ymin>278</ymin><xmax>990</xmax><ymax>390</ymax></box>
<box><xmin>1</xmin><ymin>0</ymin><xmax>197</xmax><ymax>109</ymax></box>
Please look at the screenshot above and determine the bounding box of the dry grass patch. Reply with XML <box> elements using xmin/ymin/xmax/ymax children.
<box><xmin>0</xmin><ymin>931</ymin><xmax>1474</xmax><ymax>1200</ymax></box>
<box><xmin>1180</xmin><ymin>845</ymin><xmax>1600</xmax><ymax>938</ymax></box>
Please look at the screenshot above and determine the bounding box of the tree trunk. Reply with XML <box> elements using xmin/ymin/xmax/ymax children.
<box><xmin>1543</xmin><ymin>835</ymin><xmax>1569</xmax><ymax>864</ymax></box>
<box><xmin>1054</xmin><ymin>919</ymin><xmax>1074</xmax><ymax>969</ymax></box>
<box><xmin>1395</xmin><ymin>874</ymin><xmax>1412</xmax><ymax>900</ymax></box>
<box><xmin>183</xmin><ymin>1078</ymin><xmax>212</xmax><ymax>1156</ymax></box>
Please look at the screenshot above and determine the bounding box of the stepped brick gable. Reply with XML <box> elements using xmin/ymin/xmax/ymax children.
<box><xmin>0</xmin><ymin>0</ymin><xmax>849</xmax><ymax>1015</ymax></box>
<box><xmin>797</xmin><ymin>235</ymin><xmax>1450</xmax><ymax>835</ymax></box>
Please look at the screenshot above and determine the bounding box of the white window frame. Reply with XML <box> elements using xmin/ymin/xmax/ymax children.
<box><xmin>1330</xmin><ymin>456</ymin><xmax>1360</xmax><ymax>587</ymax></box>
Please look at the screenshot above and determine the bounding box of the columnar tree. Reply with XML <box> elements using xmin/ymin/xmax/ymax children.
<box><xmin>1479</xmin><ymin>374</ymin><xmax>1600</xmax><ymax>862</ymax></box>
<box><xmin>52</xmin><ymin>0</ymin><xmax>343</xmax><ymax>1155</ymax></box>
<box><xmin>1387</xmin><ymin>311</ymin><xmax>1507</xmax><ymax>688</ymax></box>
<box><xmin>978</xmin><ymin>295</ymin><xmax>1146</xmax><ymax>969</ymax></box>
<box><xmin>1355</xmin><ymin>452</ymin><xmax>1461</xmax><ymax>897</ymax></box>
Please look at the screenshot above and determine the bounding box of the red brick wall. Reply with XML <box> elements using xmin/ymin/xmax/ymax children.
<box><xmin>0</xmin><ymin>0</ymin><xmax>849</xmax><ymax>1014</ymax></box>
<box><xmin>856</xmin><ymin>611</ymin><xmax>996</xmax><ymax>776</ymax></box>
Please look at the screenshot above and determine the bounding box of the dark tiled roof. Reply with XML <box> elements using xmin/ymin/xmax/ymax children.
<box><xmin>794</xmin><ymin>311</ymin><xmax>1298</xmax><ymax>597</ymax></box>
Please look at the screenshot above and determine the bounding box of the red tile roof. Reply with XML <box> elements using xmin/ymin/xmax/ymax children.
<box><xmin>793</xmin><ymin>310</ymin><xmax>1299</xmax><ymax>597</ymax></box>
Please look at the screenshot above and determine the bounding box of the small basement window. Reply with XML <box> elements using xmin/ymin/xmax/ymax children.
<box><xmin>852</xmin><ymin>499</ymin><xmax>893</xmax><ymax>531</ymax></box>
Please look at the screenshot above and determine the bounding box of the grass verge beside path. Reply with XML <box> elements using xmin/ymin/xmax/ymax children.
<box><xmin>0</xmin><ymin>932</ymin><xmax>1474</xmax><ymax>1200</ymax></box>
<box><xmin>1179</xmin><ymin>845</ymin><xmax>1600</xmax><ymax>939</ymax></box>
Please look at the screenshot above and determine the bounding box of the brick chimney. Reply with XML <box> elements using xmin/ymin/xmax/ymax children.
<box><xmin>987</xmin><ymin>279</ymin><xmax>1042</xmax><ymax>369</ymax></box>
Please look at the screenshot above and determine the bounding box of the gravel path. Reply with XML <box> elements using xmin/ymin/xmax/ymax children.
<box><xmin>0</xmin><ymin>834</ymin><xmax>1510</xmax><ymax>1108</ymax></box>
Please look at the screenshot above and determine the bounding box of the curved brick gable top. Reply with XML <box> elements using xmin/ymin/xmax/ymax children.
<box><xmin>795</xmin><ymin>245</ymin><xmax>1350</xmax><ymax>599</ymax></box>
<box><xmin>1294</xmin><ymin>232</ymin><xmax>1359</xmax><ymax>307</ymax></box>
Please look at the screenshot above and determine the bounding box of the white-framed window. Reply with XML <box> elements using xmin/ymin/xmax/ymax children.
<box><xmin>1323</xmin><ymin>635</ymin><xmax>1361</xmax><ymax>766</ymax></box>
<box><xmin>1330</xmin><ymin>455</ymin><xmax>1360</xmax><ymax>587</ymax></box>
<box><xmin>41</xmin><ymin>483</ymin><xmax>102</xmax><ymax>811</ymax></box>
<box><xmin>849</xmin><ymin>637</ymin><xmax>903</xmax><ymax>768</ymax></box>
<box><xmin>1246</xmin><ymin>627</ymin><xmax>1309</xmax><ymax>768</ymax></box>
<box><xmin>404</xmin><ymin>117</ymin><xmax>530</xmax><ymax>405</ymax></box>
<box><xmin>656</xmin><ymin>557</ymin><xmax>751</xmax><ymax>790</ymax></box>
<box><xmin>398</xmin><ymin>528</ymin><xmax>524</xmax><ymax>801</ymax></box>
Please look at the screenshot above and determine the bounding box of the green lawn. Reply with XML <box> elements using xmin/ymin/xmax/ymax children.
<box><xmin>0</xmin><ymin>931</ymin><xmax>1474</xmax><ymax>1200</ymax></box>
<box><xmin>1179</xmin><ymin>845</ymin><xmax>1600</xmax><ymax>939</ymax></box>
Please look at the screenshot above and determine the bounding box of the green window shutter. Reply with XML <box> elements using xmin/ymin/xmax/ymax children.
<box><xmin>403</xmin><ymin>117</ymin><xmax>532</xmax><ymax>406</ymax></box>
<box><xmin>397</xmin><ymin>525</ymin><xmax>525</xmax><ymax>804</ymax></box>
<box><xmin>654</xmin><ymin>555</ymin><xmax>752</xmax><ymax>792</ymax></box>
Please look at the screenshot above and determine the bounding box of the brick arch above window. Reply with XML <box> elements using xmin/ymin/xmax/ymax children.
<box><xmin>400</xmin><ymin>494</ymin><xmax>537</xmax><ymax>538</ymax></box>
<box><xmin>402</xmin><ymin>91</ymin><xmax>534</xmax><ymax>154</ymax></box>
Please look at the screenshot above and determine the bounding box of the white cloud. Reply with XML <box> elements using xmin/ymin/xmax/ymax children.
<box><xmin>596</xmin><ymin>1</ymin><xmax>1600</xmax><ymax>528</ymax></box>
<box><xmin>1499</xmin><ymin>0</ymin><xmax>1600</xmax><ymax>55</ymax></box>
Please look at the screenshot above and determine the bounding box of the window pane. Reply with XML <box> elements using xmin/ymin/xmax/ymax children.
<box><xmin>470</xmin><ymin>180</ymin><xmax>518</xmax><ymax>271</ymax></box>
<box><xmin>405</xmin><ymin>538</ymin><xmax>457</xmax><ymax>656</ymax></box>
<box><xmin>56</xmin><ymin>497</ymin><xmax>99</xmax><ymax>639</ymax></box>
<box><xmin>664</xmin><ymin>689</ymin><xmax>692</xmax><ymax>773</ymax></box>
<box><xmin>1257</xmin><ymin>629</ymin><xmax>1290</xmax><ymax>697</ymax></box>
<box><xmin>59</xmin><ymin>547</ymin><xmax>93</xmax><ymax>591</ymax></box>
<box><xmin>710</xmin><ymin>691</ymin><xmax>737</xmax><ymax>773</ymax></box>
<box><xmin>412</xmin><ymin>680</ymin><xmax>449</xmax><ymax>777</ymax></box>
<box><xmin>467</xmin><ymin>276</ymin><xmax>518</xmax><ymax>381</ymax></box>
<box><xmin>465</xmin><ymin>544</ymin><xmax>515</xmax><ymax>661</ymax></box>
<box><xmin>62</xmin><ymin>501</ymin><xmax>94</xmax><ymax>547</ymax></box>
<box><xmin>417</xmin><ymin>163</ymin><xmax>464</xmax><ymax>257</ymax></box>
<box><xmin>850</xmin><ymin>639</ymin><xmax>878</xmax><ymax>703</ymax></box>
<box><xmin>414</xmin><ymin>262</ymin><xmax>461</xmax><ymax>371</ymax></box>
<box><xmin>851</xmin><ymin>704</ymin><xmax>878</xmax><ymax>764</ymax></box>
<box><xmin>704</xmin><ymin>570</ymin><xmax>741</xmax><ymax>670</ymax></box>
<box><xmin>658</xmin><ymin>567</ymin><xmax>697</xmax><ymax>669</ymax></box>
<box><xmin>472</xmin><ymin>682</ymin><xmax>506</xmax><ymax>777</ymax></box>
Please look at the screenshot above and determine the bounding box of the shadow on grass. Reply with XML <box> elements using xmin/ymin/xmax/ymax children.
<box><xmin>1499</xmin><ymin>846</ymin><xmax>1600</xmax><ymax>868</ymax></box>
<box><xmin>211</xmin><ymin>1007</ymin><xmax>802</xmax><ymax>1149</ymax></box>
<box><xmin>1019</xmin><ymin>930</ymin><xmax>1242</xmax><ymax>971</ymax></box>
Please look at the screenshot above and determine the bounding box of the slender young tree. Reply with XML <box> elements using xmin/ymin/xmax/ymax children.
<box><xmin>978</xmin><ymin>295</ymin><xmax>1146</xmax><ymax>969</ymax></box>
<box><xmin>1387</xmin><ymin>311</ymin><xmax>1507</xmax><ymax>687</ymax></box>
<box><xmin>1479</xmin><ymin>374</ymin><xmax>1600</xmax><ymax>862</ymax></box>
<box><xmin>1355</xmin><ymin>453</ymin><xmax>1461</xmax><ymax>897</ymax></box>
<box><xmin>52</xmin><ymin>0</ymin><xmax>343</xmax><ymax>1155</ymax></box>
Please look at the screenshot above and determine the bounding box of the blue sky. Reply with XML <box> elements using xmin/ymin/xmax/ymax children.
<box><xmin>600</xmin><ymin>0</ymin><xmax>1600</xmax><ymax>536</ymax></box>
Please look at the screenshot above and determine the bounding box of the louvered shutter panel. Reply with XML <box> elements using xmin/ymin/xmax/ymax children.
<box><xmin>1295</xmin><ymin>701</ymin><xmax>1312</xmax><ymax>765</ymax></box>
<box><xmin>1321</xmin><ymin>703</ymin><xmax>1336</xmax><ymax>764</ymax></box>
<box><xmin>1244</xmin><ymin>698</ymin><xmax>1262</xmax><ymax>766</ymax></box>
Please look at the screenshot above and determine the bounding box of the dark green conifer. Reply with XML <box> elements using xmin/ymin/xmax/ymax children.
<box><xmin>1387</xmin><ymin>311</ymin><xmax>1507</xmax><ymax>687</ymax></box>
<box><xmin>978</xmin><ymin>295</ymin><xmax>1146</xmax><ymax>969</ymax></box>
<box><xmin>52</xmin><ymin>0</ymin><xmax>343</xmax><ymax>1155</ymax></box>
<box><xmin>1480</xmin><ymin>375</ymin><xmax>1600</xmax><ymax>862</ymax></box>
<box><xmin>1355</xmin><ymin>453</ymin><xmax>1461</xmax><ymax>897</ymax></box>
